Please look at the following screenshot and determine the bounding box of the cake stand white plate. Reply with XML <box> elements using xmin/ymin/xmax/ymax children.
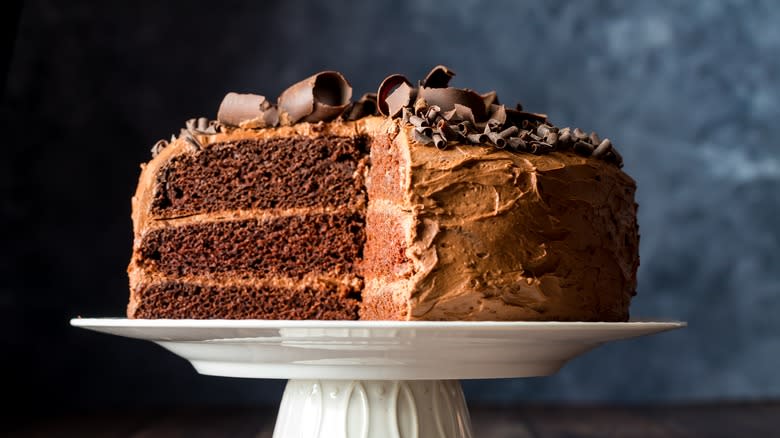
<box><xmin>71</xmin><ymin>319</ymin><xmax>685</xmax><ymax>438</ymax></box>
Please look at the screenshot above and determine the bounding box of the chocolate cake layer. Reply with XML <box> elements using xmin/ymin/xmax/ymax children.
<box><xmin>131</xmin><ymin>281</ymin><xmax>360</xmax><ymax>319</ymax></box>
<box><xmin>151</xmin><ymin>135</ymin><xmax>368</xmax><ymax>218</ymax></box>
<box><xmin>137</xmin><ymin>213</ymin><xmax>364</xmax><ymax>278</ymax></box>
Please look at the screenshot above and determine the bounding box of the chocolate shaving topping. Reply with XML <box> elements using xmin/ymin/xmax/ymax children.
<box><xmin>278</xmin><ymin>71</ymin><xmax>352</xmax><ymax>124</ymax></box>
<box><xmin>175</xmin><ymin>64</ymin><xmax>623</xmax><ymax>167</ymax></box>
<box><xmin>384</xmin><ymin>82</ymin><xmax>414</xmax><ymax>118</ymax></box>
<box><xmin>481</xmin><ymin>91</ymin><xmax>499</xmax><ymax>108</ymax></box>
<box><xmin>150</xmin><ymin>139</ymin><xmax>168</xmax><ymax>158</ymax></box>
<box><xmin>432</xmin><ymin>132</ymin><xmax>446</xmax><ymax>149</ymax></box>
<box><xmin>421</xmin><ymin>65</ymin><xmax>455</xmax><ymax>88</ymax></box>
<box><xmin>346</xmin><ymin>93</ymin><xmax>378</xmax><ymax>120</ymax></box>
<box><xmin>419</xmin><ymin>87</ymin><xmax>487</xmax><ymax>121</ymax></box>
<box><xmin>217</xmin><ymin>93</ymin><xmax>272</xmax><ymax>127</ymax></box>
<box><xmin>377</xmin><ymin>74</ymin><xmax>413</xmax><ymax>116</ymax></box>
<box><xmin>592</xmin><ymin>139</ymin><xmax>612</xmax><ymax>158</ymax></box>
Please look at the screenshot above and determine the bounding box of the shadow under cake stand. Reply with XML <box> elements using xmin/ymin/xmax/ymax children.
<box><xmin>71</xmin><ymin>318</ymin><xmax>684</xmax><ymax>438</ymax></box>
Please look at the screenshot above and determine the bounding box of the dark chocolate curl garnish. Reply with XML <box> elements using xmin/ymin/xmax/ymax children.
<box><xmin>384</xmin><ymin>82</ymin><xmax>414</xmax><ymax>118</ymax></box>
<box><xmin>573</xmin><ymin>128</ymin><xmax>588</xmax><ymax>140</ymax></box>
<box><xmin>377</xmin><ymin>74</ymin><xmax>412</xmax><ymax>116</ymax></box>
<box><xmin>498</xmin><ymin>126</ymin><xmax>519</xmax><ymax>139</ymax></box>
<box><xmin>151</xmin><ymin>139</ymin><xmax>168</xmax><ymax>158</ymax></box>
<box><xmin>421</xmin><ymin>65</ymin><xmax>455</xmax><ymax>88</ymax></box>
<box><xmin>425</xmin><ymin>105</ymin><xmax>441</xmax><ymax>123</ymax></box>
<box><xmin>346</xmin><ymin>93</ymin><xmax>378</xmax><ymax>120</ymax></box>
<box><xmin>488</xmin><ymin>104</ymin><xmax>507</xmax><ymax>126</ymax></box>
<box><xmin>437</xmin><ymin>120</ymin><xmax>462</xmax><ymax>142</ymax></box>
<box><xmin>574</xmin><ymin>141</ymin><xmax>594</xmax><ymax>156</ymax></box>
<box><xmin>414</xmin><ymin>125</ymin><xmax>433</xmax><ymax>137</ymax></box>
<box><xmin>408</xmin><ymin>114</ymin><xmax>429</xmax><ymax>128</ymax></box>
<box><xmin>452</xmin><ymin>103</ymin><xmax>476</xmax><ymax>124</ymax></box>
<box><xmin>413</xmin><ymin>129</ymin><xmax>434</xmax><ymax>145</ymax></box>
<box><xmin>217</xmin><ymin>93</ymin><xmax>269</xmax><ymax>126</ymax></box>
<box><xmin>432</xmin><ymin>133</ymin><xmax>446</xmax><ymax>149</ymax></box>
<box><xmin>487</xmin><ymin>132</ymin><xmax>506</xmax><ymax>148</ymax></box>
<box><xmin>589</xmin><ymin>132</ymin><xmax>601</xmax><ymax>146</ymax></box>
<box><xmin>467</xmin><ymin>133</ymin><xmax>488</xmax><ymax>144</ymax></box>
<box><xmin>592</xmin><ymin>139</ymin><xmax>613</xmax><ymax>158</ymax></box>
<box><xmin>481</xmin><ymin>91</ymin><xmax>499</xmax><ymax>109</ymax></box>
<box><xmin>457</xmin><ymin>120</ymin><xmax>475</xmax><ymax>134</ymax></box>
<box><xmin>508</xmin><ymin>137</ymin><xmax>527</xmax><ymax>150</ymax></box>
<box><xmin>278</xmin><ymin>71</ymin><xmax>352</xmax><ymax>124</ymax></box>
<box><xmin>262</xmin><ymin>106</ymin><xmax>280</xmax><ymax>127</ymax></box>
<box><xmin>413</xmin><ymin>97</ymin><xmax>428</xmax><ymax>117</ymax></box>
<box><xmin>419</xmin><ymin>87</ymin><xmax>487</xmax><ymax>121</ymax></box>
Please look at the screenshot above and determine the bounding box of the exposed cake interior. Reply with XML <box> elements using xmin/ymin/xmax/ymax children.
<box><xmin>128</xmin><ymin>130</ymin><xmax>369</xmax><ymax>319</ymax></box>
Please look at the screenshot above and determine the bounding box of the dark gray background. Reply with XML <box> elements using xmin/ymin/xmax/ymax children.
<box><xmin>1</xmin><ymin>0</ymin><xmax>778</xmax><ymax>414</ymax></box>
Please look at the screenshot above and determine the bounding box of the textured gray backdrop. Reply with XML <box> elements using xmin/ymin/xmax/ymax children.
<box><xmin>1</xmin><ymin>0</ymin><xmax>778</xmax><ymax>411</ymax></box>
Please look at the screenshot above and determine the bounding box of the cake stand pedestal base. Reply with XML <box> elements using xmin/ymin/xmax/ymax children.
<box><xmin>273</xmin><ymin>379</ymin><xmax>472</xmax><ymax>438</ymax></box>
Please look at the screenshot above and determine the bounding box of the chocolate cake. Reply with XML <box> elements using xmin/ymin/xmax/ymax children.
<box><xmin>128</xmin><ymin>66</ymin><xmax>639</xmax><ymax>321</ymax></box>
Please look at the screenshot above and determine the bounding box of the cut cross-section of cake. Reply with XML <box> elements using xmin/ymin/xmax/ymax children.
<box><xmin>128</xmin><ymin>123</ymin><xmax>369</xmax><ymax>319</ymax></box>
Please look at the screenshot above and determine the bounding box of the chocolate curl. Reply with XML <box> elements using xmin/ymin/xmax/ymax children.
<box><xmin>414</xmin><ymin>126</ymin><xmax>433</xmax><ymax>137</ymax></box>
<box><xmin>413</xmin><ymin>97</ymin><xmax>429</xmax><ymax>117</ymax></box>
<box><xmin>573</xmin><ymin>128</ymin><xmax>588</xmax><ymax>140</ymax></box>
<box><xmin>592</xmin><ymin>139</ymin><xmax>613</xmax><ymax>158</ymax></box>
<box><xmin>467</xmin><ymin>133</ymin><xmax>489</xmax><ymax>144</ymax></box>
<box><xmin>498</xmin><ymin>125</ymin><xmax>519</xmax><ymax>139</ymax></box>
<box><xmin>589</xmin><ymin>131</ymin><xmax>601</xmax><ymax>146</ymax></box>
<box><xmin>487</xmin><ymin>132</ymin><xmax>507</xmax><ymax>148</ymax></box>
<box><xmin>413</xmin><ymin>129</ymin><xmax>434</xmax><ymax>145</ymax></box>
<box><xmin>401</xmin><ymin>107</ymin><xmax>412</xmax><ymax>124</ymax></box>
<box><xmin>377</xmin><ymin>74</ymin><xmax>412</xmax><ymax>116</ymax></box>
<box><xmin>536</xmin><ymin>125</ymin><xmax>552</xmax><ymax>137</ymax></box>
<box><xmin>346</xmin><ymin>93</ymin><xmax>378</xmax><ymax>120</ymax></box>
<box><xmin>384</xmin><ymin>82</ymin><xmax>414</xmax><ymax>118</ymax></box>
<box><xmin>150</xmin><ymin>139</ymin><xmax>168</xmax><ymax>158</ymax></box>
<box><xmin>457</xmin><ymin>120</ymin><xmax>475</xmax><ymax>134</ymax></box>
<box><xmin>408</xmin><ymin>114</ymin><xmax>430</xmax><ymax>128</ymax></box>
<box><xmin>425</xmin><ymin>105</ymin><xmax>441</xmax><ymax>123</ymax></box>
<box><xmin>507</xmin><ymin>137</ymin><xmax>527</xmax><ymax>151</ymax></box>
<box><xmin>545</xmin><ymin>131</ymin><xmax>559</xmax><ymax>147</ymax></box>
<box><xmin>421</xmin><ymin>65</ymin><xmax>455</xmax><ymax>88</ymax></box>
<box><xmin>418</xmin><ymin>87</ymin><xmax>487</xmax><ymax>121</ymax></box>
<box><xmin>278</xmin><ymin>71</ymin><xmax>353</xmax><ymax>124</ymax></box>
<box><xmin>574</xmin><ymin>140</ymin><xmax>594</xmax><ymax>156</ymax></box>
<box><xmin>481</xmin><ymin>91</ymin><xmax>499</xmax><ymax>109</ymax></box>
<box><xmin>487</xmin><ymin>104</ymin><xmax>507</xmax><ymax>126</ymax></box>
<box><xmin>452</xmin><ymin>103</ymin><xmax>477</xmax><ymax>125</ymax></box>
<box><xmin>261</xmin><ymin>106</ymin><xmax>280</xmax><ymax>127</ymax></box>
<box><xmin>432</xmin><ymin>132</ymin><xmax>447</xmax><ymax>149</ymax></box>
<box><xmin>437</xmin><ymin>120</ymin><xmax>462</xmax><ymax>142</ymax></box>
<box><xmin>217</xmin><ymin>93</ymin><xmax>271</xmax><ymax>126</ymax></box>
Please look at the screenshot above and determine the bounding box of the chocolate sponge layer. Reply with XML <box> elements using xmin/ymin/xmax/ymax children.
<box><xmin>131</xmin><ymin>281</ymin><xmax>360</xmax><ymax>319</ymax></box>
<box><xmin>138</xmin><ymin>214</ymin><xmax>365</xmax><ymax>278</ymax></box>
<box><xmin>151</xmin><ymin>135</ymin><xmax>368</xmax><ymax>218</ymax></box>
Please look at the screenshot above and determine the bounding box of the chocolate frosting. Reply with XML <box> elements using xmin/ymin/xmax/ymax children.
<box><xmin>364</xmin><ymin>119</ymin><xmax>638</xmax><ymax>321</ymax></box>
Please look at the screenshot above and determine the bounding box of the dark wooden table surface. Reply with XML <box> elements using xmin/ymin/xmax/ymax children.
<box><xmin>8</xmin><ymin>403</ymin><xmax>778</xmax><ymax>437</ymax></box>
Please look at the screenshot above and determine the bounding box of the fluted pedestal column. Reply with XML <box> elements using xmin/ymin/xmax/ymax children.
<box><xmin>273</xmin><ymin>380</ymin><xmax>473</xmax><ymax>438</ymax></box>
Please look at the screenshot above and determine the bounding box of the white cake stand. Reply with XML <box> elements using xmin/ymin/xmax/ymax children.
<box><xmin>71</xmin><ymin>318</ymin><xmax>684</xmax><ymax>438</ymax></box>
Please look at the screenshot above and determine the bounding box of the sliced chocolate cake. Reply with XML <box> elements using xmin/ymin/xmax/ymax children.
<box><xmin>128</xmin><ymin>67</ymin><xmax>639</xmax><ymax>321</ymax></box>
